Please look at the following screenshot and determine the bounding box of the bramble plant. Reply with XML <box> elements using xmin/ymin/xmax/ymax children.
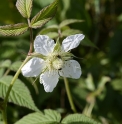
<box><xmin>0</xmin><ymin>0</ymin><xmax>101</xmax><ymax>124</ymax></box>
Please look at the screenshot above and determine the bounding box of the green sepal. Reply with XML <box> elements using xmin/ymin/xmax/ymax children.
<box><xmin>61</xmin><ymin>52</ymin><xmax>73</xmax><ymax>61</ymax></box>
<box><xmin>53</xmin><ymin>39</ymin><xmax>61</xmax><ymax>52</ymax></box>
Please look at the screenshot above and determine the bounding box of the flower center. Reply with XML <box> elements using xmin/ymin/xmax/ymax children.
<box><xmin>52</xmin><ymin>58</ymin><xmax>64</xmax><ymax>70</ymax></box>
<box><xmin>45</xmin><ymin>51</ymin><xmax>64</xmax><ymax>71</ymax></box>
<box><xmin>45</xmin><ymin>50</ymin><xmax>72</xmax><ymax>71</ymax></box>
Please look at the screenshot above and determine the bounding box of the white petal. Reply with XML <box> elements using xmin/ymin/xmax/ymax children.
<box><xmin>40</xmin><ymin>70</ymin><xmax>59</xmax><ymax>92</ymax></box>
<box><xmin>59</xmin><ymin>60</ymin><xmax>82</xmax><ymax>79</ymax></box>
<box><xmin>21</xmin><ymin>57</ymin><xmax>45</xmax><ymax>77</ymax></box>
<box><xmin>34</xmin><ymin>35</ymin><xmax>55</xmax><ymax>56</ymax></box>
<box><xmin>62</xmin><ymin>34</ymin><xmax>85</xmax><ymax>52</ymax></box>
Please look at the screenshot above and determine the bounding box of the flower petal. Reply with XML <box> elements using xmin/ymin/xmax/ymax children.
<box><xmin>59</xmin><ymin>60</ymin><xmax>82</xmax><ymax>79</ymax></box>
<box><xmin>34</xmin><ymin>35</ymin><xmax>55</xmax><ymax>56</ymax></box>
<box><xmin>21</xmin><ymin>57</ymin><xmax>45</xmax><ymax>77</ymax></box>
<box><xmin>40</xmin><ymin>71</ymin><xmax>59</xmax><ymax>92</ymax></box>
<box><xmin>62</xmin><ymin>34</ymin><xmax>85</xmax><ymax>52</ymax></box>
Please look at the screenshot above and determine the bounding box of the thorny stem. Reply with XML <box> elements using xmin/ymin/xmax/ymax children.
<box><xmin>2</xmin><ymin>56</ymin><xmax>31</xmax><ymax>124</ymax></box>
<box><xmin>64</xmin><ymin>77</ymin><xmax>77</xmax><ymax>113</ymax></box>
<box><xmin>27</xmin><ymin>19</ymin><xmax>34</xmax><ymax>55</ymax></box>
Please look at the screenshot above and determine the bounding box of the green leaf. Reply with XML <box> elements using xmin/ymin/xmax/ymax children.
<box><xmin>59</xmin><ymin>19</ymin><xmax>84</xmax><ymax>28</ymax></box>
<box><xmin>39</xmin><ymin>26</ymin><xmax>58</xmax><ymax>34</ymax></box>
<box><xmin>62</xmin><ymin>29</ymin><xmax>82</xmax><ymax>37</ymax></box>
<box><xmin>16</xmin><ymin>0</ymin><xmax>33</xmax><ymax>18</ymax></box>
<box><xmin>15</xmin><ymin>109</ymin><xmax>61</xmax><ymax>124</ymax></box>
<box><xmin>81</xmin><ymin>37</ymin><xmax>97</xmax><ymax>48</ymax></box>
<box><xmin>39</xmin><ymin>25</ymin><xmax>58</xmax><ymax>38</ymax></box>
<box><xmin>15</xmin><ymin>112</ymin><xmax>43</xmax><ymax>124</ymax></box>
<box><xmin>31</xmin><ymin>0</ymin><xmax>58</xmax><ymax>28</ymax></box>
<box><xmin>0</xmin><ymin>23</ymin><xmax>28</xmax><ymax>36</ymax></box>
<box><xmin>41</xmin><ymin>32</ymin><xmax>59</xmax><ymax>39</ymax></box>
<box><xmin>10</xmin><ymin>61</ymin><xmax>22</xmax><ymax>71</ymax></box>
<box><xmin>46</xmin><ymin>25</ymin><xmax>59</xmax><ymax>29</ymax></box>
<box><xmin>61</xmin><ymin>114</ymin><xmax>101</xmax><ymax>124</ymax></box>
<box><xmin>0</xmin><ymin>60</ymin><xmax>11</xmax><ymax>68</ymax></box>
<box><xmin>0</xmin><ymin>76</ymin><xmax>39</xmax><ymax>112</ymax></box>
<box><xmin>0</xmin><ymin>68</ymin><xmax>5</xmax><ymax>77</ymax></box>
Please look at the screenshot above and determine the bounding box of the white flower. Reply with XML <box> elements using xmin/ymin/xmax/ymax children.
<box><xmin>21</xmin><ymin>34</ymin><xmax>85</xmax><ymax>92</ymax></box>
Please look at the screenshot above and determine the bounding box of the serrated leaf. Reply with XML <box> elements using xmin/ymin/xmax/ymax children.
<box><xmin>0</xmin><ymin>23</ymin><xmax>28</xmax><ymax>36</ymax></box>
<box><xmin>15</xmin><ymin>109</ymin><xmax>61</xmax><ymax>124</ymax></box>
<box><xmin>81</xmin><ymin>37</ymin><xmax>97</xmax><ymax>48</ymax></box>
<box><xmin>61</xmin><ymin>114</ymin><xmax>101</xmax><ymax>124</ymax></box>
<box><xmin>15</xmin><ymin>112</ymin><xmax>43</xmax><ymax>124</ymax></box>
<box><xmin>16</xmin><ymin>0</ymin><xmax>33</xmax><ymax>18</ymax></box>
<box><xmin>62</xmin><ymin>29</ymin><xmax>82</xmax><ymax>37</ymax></box>
<box><xmin>31</xmin><ymin>0</ymin><xmax>58</xmax><ymax>28</ymax></box>
<box><xmin>31</xmin><ymin>19</ymin><xmax>52</xmax><ymax>29</ymax></box>
<box><xmin>10</xmin><ymin>61</ymin><xmax>22</xmax><ymax>71</ymax></box>
<box><xmin>0</xmin><ymin>60</ymin><xmax>11</xmax><ymax>68</ymax></box>
<box><xmin>59</xmin><ymin>19</ymin><xmax>84</xmax><ymax>28</ymax></box>
<box><xmin>0</xmin><ymin>76</ymin><xmax>39</xmax><ymax>112</ymax></box>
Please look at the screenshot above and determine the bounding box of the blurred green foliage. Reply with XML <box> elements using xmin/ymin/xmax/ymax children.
<box><xmin>0</xmin><ymin>0</ymin><xmax>122</xmax><ymax>124</ymax></box>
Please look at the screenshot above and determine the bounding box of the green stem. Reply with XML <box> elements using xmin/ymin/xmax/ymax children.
<box><xmin>83</xmin><ymin>100</ymin><xmax>95</xmax><ymax>117</ymax></box>
<box><xmin>64</xmin><ymin>77</ymin><xmax>77</xmax><ymax>113</ymax></box>
<box><xmin>2</xmin><ymin>110</ymin><xmax>7</xmax><ymax>124</ymax></box>
<box><xmin>2</xmin><ymin>56</ymin><xmax>31</xmax><ymax>124</ymax></box>
<box><xmin>27</xmin><ymin>19</ymin><xmax>33</xmax><ymax>55</ymax></box>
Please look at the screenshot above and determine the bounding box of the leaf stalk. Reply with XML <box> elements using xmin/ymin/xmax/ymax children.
<box><xmin>27</xmin><ymin>19</ymin><xmax>34</xmax><ymax>55</ymax></box>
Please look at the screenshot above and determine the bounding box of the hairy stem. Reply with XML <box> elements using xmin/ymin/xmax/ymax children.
<box><xmin>2</xmin><ymin>56</ymin><xmax>31</xmax><ymax>124</ymax></box>
<box><xmin>27</xmin><ymin>19</ymin><xmax>33</xmax><ymax>55</ymax></box>
<box><xmin>64</xmin><ymin>77</ymin><xmax>77</xmax><ymax>113</ymax></box>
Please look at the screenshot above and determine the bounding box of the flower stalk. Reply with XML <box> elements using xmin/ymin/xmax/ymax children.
<box><xmin>64</xmin><ymin>77</ymin><xmax>77</xmax><ymax>113</ymax></box>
